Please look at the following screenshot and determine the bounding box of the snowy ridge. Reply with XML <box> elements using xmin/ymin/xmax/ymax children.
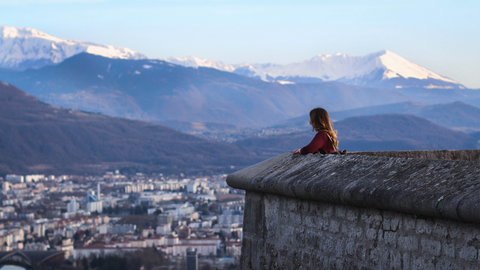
<box><xmin>164</xmin><ymin>50</ymin><xmax>460</xmax><ymax>88</ymax></box>
<box><xmin>0</xmin><ymin>25</ymin><xmax>145</xmax><ymax>70</ymax></box>
<box><xmin>235</xmin><ymin>50</ymin><xmax>457</xmax><ymax>84</ymax></box>
<box><xmin>162</xmin><ymin>55</ymin><xmax>235</xmax><ymax>72</ymax></box>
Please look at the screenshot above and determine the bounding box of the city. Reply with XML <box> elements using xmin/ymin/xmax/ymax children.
<box><xmin>0</xmin><ymin>172</ymin><xmax>244</xmax><ymax>269</ymax></box>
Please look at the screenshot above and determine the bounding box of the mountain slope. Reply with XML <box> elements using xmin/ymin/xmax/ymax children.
<box><xmin>0</xmin><ymin>25</ymin><xmax>145</xmax><ymax>70</ymax></box>
<box><xmin>0</xmin><ymin>81</ymin><xmax>264</xmax><ymax>175</ymax></box>
<box><xmin>0</xmin><ymin>53</ymin><xmax>411</xmax><ymax>127</ymax></box>
<box><xmin>235</xmin><ymin>114</ymin><xmax>477</xmax><ymax>156</ymax></box>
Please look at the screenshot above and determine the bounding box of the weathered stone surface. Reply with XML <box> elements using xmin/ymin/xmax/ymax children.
<box><xmin>227</xmin><ymin>151</ymin><xmax>480</xmax><ymax>224</ymax></box>
<box><xmin>240</xmin><ymin>191</ymin><xmax>480</xmax><ymax>269</ymax></box>
<box><xmin>352</xmin><ymin>150</ymin><xmax>480</xmax><ymax>162</ymax></box>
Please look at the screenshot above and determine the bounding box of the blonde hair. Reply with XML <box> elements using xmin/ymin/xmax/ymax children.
<box><xmin>309</xmin><ymin>107</ymin><xmax>338</xmax><ymax>149</ymax></box>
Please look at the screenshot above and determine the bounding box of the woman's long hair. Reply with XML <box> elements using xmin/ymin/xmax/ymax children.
<box><xmin>309</xmin><ymin>107</ymin><xmax>338</xmax><ymax>149</ymax></box>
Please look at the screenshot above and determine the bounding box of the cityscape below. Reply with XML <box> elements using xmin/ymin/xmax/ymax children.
<box><xmin>0</xmin><ymin>171</ymin><xmax>243</xmax><ymax>269</ymax></box>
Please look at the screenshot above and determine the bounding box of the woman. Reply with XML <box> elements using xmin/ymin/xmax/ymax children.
<box><xmin>293</xmin><ymin>107</ymin><xmax>338</xmax><ymax>155</ymax></box>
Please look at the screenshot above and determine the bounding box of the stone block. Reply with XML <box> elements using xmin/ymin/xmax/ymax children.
<box><xmin>368</xmin><ymin>247</ymin><xmax>380</xmax><ymax>266</ymax></box>
<box><xmin>310</xmin><ymin>251</ymin><xmax>328</xmax><ymax>269</ymax></box>
<box><xmin>305</xmin><ymin>230</ymin><xmax>320</xmax><ymax>249</ymax></box>
<box><xmin>389</xmin><ymin>251</ymin><xmax>402</xmax><ymax>270</ymax></box>
<box><xmin>462</xmin><ymin>227</ymin><xmax>479</xmax><ymax>243</ymax></box>
<box><xmin>286</xmin><ymin>198</ymin><xmax>299</xmax><ymax>213</ymax></box>
<box><xmin>329</xmin><ymin>258</ymin><xmax>345</xmax><ymax>270</ymax></box>
<box><xmin>435</xmin><ymin>258</ymin><xmax>462</xmax><ymax>270</ymax></box>
<box><xmin>420</xmin><ymin>238</ymin><xmax>441</xmax><ymax>256</ymax></box>
<box><xmin>365</xmin><ymin>228</ymin><xmax>378</xmax><ymax>240</ymax></box>
<box><xmin>334</xmin><ymin>239</ymin><xmax>345</xmax><ymax>258</ymax></box>
<box><xmin>259</xmin><ymin>255</ymin><xmax>268</xmax><ymax>270</ymax></box>
<box><xmin>291</xmin><ymin>250</ymin><xmax>302</xmax><ymax>269</ymax></box>
<box><xmin>383</xmin><ymin>213</ymin><xmax>401</xmax><ymax>231</ymax></box>
<box><xmin>380</xmin><ymin>249</ymin><xmax>391</xmax><ymax>269</ymax></box>
<box><xmin>448</xmin><ymin>223</ymin><xmax>462</xmax><ymax>239</ymax></box>
<box><xmin>383</xmin><ymin>231</ymin><xmax>397</xmax><ymax>247</ymax></box>
<box><xmin>300</xmin><ymin>200</ymin><xmax>310</xmax><ymax>213</ymax></box>
<box><xmin>287</xmin><ymin>211</ymin><xmax>303</xmax><ymax>227</ymax></box>
<box><xmin>443</xmin><ymin>243</ymin><xmax>455</xmax><ymax>258</ymax></box>
<box><xmin>322</xmin><ymin>205</ymin><xmax>334</xmax><ymax>218</ymax></box>
<box><xmin>345</xmin><ymin>240</ymin><xmax>355</xmax><ymax>256</ymax></box>
<box><xmin>403</xmin><ymin>216</ymin><xmax>416</xmax><ymax>231</ymax></box>
<box><xmin>411</xmin><ymin>256</ymin><xmax>435</xmax><ymax>270</ymax></box>
<box><xmin>355</xmin><ymin>244</ymin><xmax>367</xmax><ymax>261</ymax></box>
<box><xmin>346</xmin><ymin>208</ymin><xmax>358</xmax><ymax>222</ymax></box>
<box><xmin>342</xmin><ymin>222</ymin><xmax>363</xmax><ymax>239</ymax></box>
<box><xmin>294</xmin><ymin>227</ymin><xmax>306</xmax><ymax>248</ymax></box>
<box><xmin>281</xmin><ymin>225</ymin><xmax>295</xmax><ymax>246</ymax></box>
<box><xmin>304</xmin><ymin>216</ymin><xmax>317</xmax><ymax>228</ymax></box>
<box><xmin>402</xmin><ymin>253</ymin><xmax>410</xmax><ymax>270</ymax></box>
<box><xmin>361</xmin><ymin>208</ymin><xmax>382</xmax><ymax>228</ymax></box>
<box><xmin>322</xmin><ymin>235</ymin><xmax>336</xmax><ymax>255</ymax></box>
<box><xmin>415</xmin><ymin>219</ymin><xmax>433</xmax><ymax>234</ymax></box>
<box><xmin>329</xmin><ymin>220</ymin><xmax>341</xmax><ymax>234</ymax></box>
<box><xmin>398</xmin><ymin>235</ymin><xmax>418</xmax><ymax>251</ymax></box>
<box><xmin>459</xmin><ymin>246</ymin><xmax>477</xmax><ymax>261</ymax></box>
<box><xmin>335</xmin><ymin>205</ymin><xmax>347</xmax><ymax>219</ymax></box>
<box><xmin>433</xmin><ymin>223</ymin><xmax>448</xmax><ymax>238</ymax></box>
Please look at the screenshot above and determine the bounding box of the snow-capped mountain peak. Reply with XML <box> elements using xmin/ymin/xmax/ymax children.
<box><xmin>161</xmin><ymin>55</ymin><xmax>235</xmax><ymax>72</ymax></box>
<box><xmin>0</xmin><ymin>25</ymin><xmax>146</xmax><ymax>70</ymax></box>
<box><xmin>377</xmin><ymin>50</ymin><xmax>456</xmax><ymax>83</ymax></box>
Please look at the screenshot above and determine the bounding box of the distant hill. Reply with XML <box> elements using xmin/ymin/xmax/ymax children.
<box><xmin>0</xmin><ymin>81</ymin><xmax>265</xmax><ymax>175</ymax></box>
<box><xmin>274</xmin><ymin>101</ymin><xmax>480</xmax><ymax>132</ymax></box>
<box><xmin>0</xmin><ymin>53</ymin><xmax>410</xmax><ymax>127</ymax></box>
<box><xmin>235</xmin><ymin>114</ymin><xmax>477</xmax><ymax>155</ymax></box>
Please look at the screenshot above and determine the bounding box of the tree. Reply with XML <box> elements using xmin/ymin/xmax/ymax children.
<box><xmin>81</xmin><ymin>257</ymin><xmax>90</xmax><ymax>270</ymax></box>
<box><xmin>73</xmin><ymin>232</ymin><xmax>80</xmax><ymax>242</ymax></box>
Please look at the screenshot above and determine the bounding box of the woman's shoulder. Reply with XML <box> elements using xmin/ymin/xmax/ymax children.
<box><xmin>314</xmin><ymin>131</ymin><xmax>328</xmax><ymax>139</ymax></box>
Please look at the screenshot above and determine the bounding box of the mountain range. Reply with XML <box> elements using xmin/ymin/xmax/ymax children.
<box><xmin>0</xmin><ymin>25</ymin><xmax>145</xmax><ymax>70</ymax></box>
<box><xmin>0</xmin><ymin>53</ymin><xmax>411</xmax><ymax>127</ymax></box>
<box><xmin>0</xmin><ymin>81</ymin><xmax>264</xmax><ymax>175</ymax></box>
<box><xmin>0</xmin><ymin>25</ymin><xmax>467</xmax><ymax>91</ymax></box>
<box><xmin>164</xmin><ymin>51</ymin><xmax>463</xmax><ymax>90</ymax></box>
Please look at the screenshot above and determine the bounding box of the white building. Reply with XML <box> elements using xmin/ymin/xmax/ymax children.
<box><xmin>25</xmin><ymin>174</ymin><xmax>45</xmax><ymax>183</ymax></box>
<box><xmin>218</xmin><ymin>214</ymin><xmax>244</xmax><ymax>225</ymax></box>
<box><xmin>67</xmin><ymin>200</ymin><xmax>79</xmax><ymax>212</ymax></box>
<box><xmin>186</xmin><ymin>182</ymin><xmax>200</xmax><ymax>193</ymax></box>
<box><xmin>2</xmin><ymin>182</ymin><xmax>10</xmax><ymax>191</ymax></box>
<box><xmin>156</xmin><ymin>224</ymin><xmax>171</xmax><ymax>235</ymax></box>
<box><xmin>5</xmin><ymin>174</ymin><xmax>24</xmax><ymax>183</ymax></box>
<box><xmin>33</xmin><ymin>223</ymin><xmax>46</xmax><ymax>237</ymax></box>
<box><xmin>169</xmin><ymin>243</ymin><xmax>217</xmax><ymax>257</ymax></box>
<box><xmin>87</xmin><ymin>201</ymin><xmax>103</xmax><ymax>213</ymax></box>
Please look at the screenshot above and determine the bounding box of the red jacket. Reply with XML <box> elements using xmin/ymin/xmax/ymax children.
<box><xmin>300</xmin><ymin>131</ymin><xmax>335</xmax><ymax>155</ymax></box>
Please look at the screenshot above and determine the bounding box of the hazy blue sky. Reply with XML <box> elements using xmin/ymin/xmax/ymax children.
<box><xmin>1</xmin><ymin>0</ymin><xmax>479</xmax><ymax>88</ymax></box>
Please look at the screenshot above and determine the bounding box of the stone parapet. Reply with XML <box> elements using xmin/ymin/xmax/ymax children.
<box><xmin>227</xmin><ymin>150</ymin><xmax>480</xmax><ymax>269</ymax></box>
<box><xmin>227</xmin><ymin>151</ymin><xmax>480</xmax><ymax>224</ymax></box>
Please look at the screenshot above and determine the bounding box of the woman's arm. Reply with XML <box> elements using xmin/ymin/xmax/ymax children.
<box><xmin>299</xmin><ymin>132</ymin><xmax>327</xmax><ymax>155</ymax></box>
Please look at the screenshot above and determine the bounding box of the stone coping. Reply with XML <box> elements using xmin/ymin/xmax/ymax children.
<box><xmin>226</xmin><ymin>151</ymin><xmax>480</xmax><ymax>224</ymax></box>
<box><xmin>351</xmin><ymin>149</ymin><xmax>480</xmax><ymax>162</ymax></box>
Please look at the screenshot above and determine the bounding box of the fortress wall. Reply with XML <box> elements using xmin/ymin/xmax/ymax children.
<box><xmin>227</xmin><ymin>150</ymin><xmax>480</xmax><ymax>269</ymax></box>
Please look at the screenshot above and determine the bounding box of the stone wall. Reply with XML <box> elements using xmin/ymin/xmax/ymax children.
<box><xmin>227</xmin><ymin>150</ymin><xmax>480</xmax><ymax>269</ymax></box>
